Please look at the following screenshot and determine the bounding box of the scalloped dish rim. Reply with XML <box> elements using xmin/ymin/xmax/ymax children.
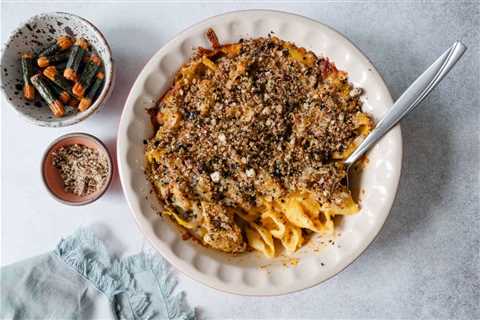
<box><xmin>117</xmin><ymin>10</ymin><xmax>402</xmax><ymax>296</ymax></box>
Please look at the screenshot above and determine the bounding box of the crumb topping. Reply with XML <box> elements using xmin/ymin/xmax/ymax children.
<box><xmin>52</xmin><ymin>144</ymin><xmax>109</xmax><ymax>197</ymax></box>
<box><xmin>146</xmin><ymin>35</ymin><xmax>368</xmax><ymax>215</ymax></box>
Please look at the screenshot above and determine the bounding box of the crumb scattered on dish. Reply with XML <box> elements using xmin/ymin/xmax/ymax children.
<box><xmin>282</xmin><ymin>258</ymin><xmax>299</xmax><ymax>267</ymax></box>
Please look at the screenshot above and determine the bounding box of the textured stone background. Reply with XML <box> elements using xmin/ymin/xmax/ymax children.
<box><xmin>2</xmin><ymin>1</ymin><xmax>479</xmax><ymax>319</ymax></box>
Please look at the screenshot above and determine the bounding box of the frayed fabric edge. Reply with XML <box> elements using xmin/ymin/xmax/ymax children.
<box><xmin>53</xmin><ymin>228</ymin><xmax>195</xmax><ymax>320</ymax></box>
<box><xmin>114</xmin><ymin>251</ymin><xmax>196</xmax><ymax>320</ymax></box>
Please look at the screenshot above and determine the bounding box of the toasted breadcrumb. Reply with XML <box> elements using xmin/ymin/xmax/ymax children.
<box><xmin>52</xmin><ymin>144</ymin><xmax>108</xmax><ymax>196</ymax></box>
<box><xmin>145</xmin><ymin>34</ymin><xmax>369</xmax><ymax>253</ymax></box>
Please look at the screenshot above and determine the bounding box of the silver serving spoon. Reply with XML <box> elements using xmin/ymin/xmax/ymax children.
<box><xmin>344</xmin><ymin>41</ymin><xmax>467</xmax><ymax>183</ymax></box>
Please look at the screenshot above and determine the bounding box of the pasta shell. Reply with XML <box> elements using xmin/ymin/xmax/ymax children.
<box><xmin>245</xmin><ymin>223</ymin><xmax>275</xmax><ymax>258</ymax></box>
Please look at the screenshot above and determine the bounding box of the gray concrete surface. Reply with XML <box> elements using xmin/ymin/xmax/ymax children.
<box><xmin>2</xmin><ymin>1</ymin><xmax>479</xmax><ymax>319</ymax></box>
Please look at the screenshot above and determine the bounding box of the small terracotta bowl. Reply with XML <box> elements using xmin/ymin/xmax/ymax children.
<box><xmin>42</xmin><ymin>132</ymin><xmax>113</xmax><ymax>205</ymax></box>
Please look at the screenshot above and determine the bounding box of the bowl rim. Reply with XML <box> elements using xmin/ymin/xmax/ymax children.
<box><xmin>117</xmin><ymin>9</ymin><xmax>403</xmax><ymax>295</ymax></box>
<box><xmin>0</xmin><ymin>11</ymin><xmax>115</xmax><ymax>127</ymax></box>
<box><xmin>41</xmin><ymin>132</ymin><xmax>113</xmax><ymax>206</ymax></box>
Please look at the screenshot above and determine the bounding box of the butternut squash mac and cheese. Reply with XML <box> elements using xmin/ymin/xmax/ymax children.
<box><xmin>145</xmin><ymin>29</ymin><xmax>373</xmax><ymax>257</ymax></box>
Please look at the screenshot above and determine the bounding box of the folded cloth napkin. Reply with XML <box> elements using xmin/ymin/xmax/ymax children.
<box><xmin>0</xmin><ymin>228</ymin><xmax>196</xmax><ymax>320</ymax></box>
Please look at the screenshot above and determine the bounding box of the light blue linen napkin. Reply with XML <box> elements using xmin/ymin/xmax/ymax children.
<box><xmin>0</xmin><ymin>229</ymin><xmax>196</xmax><ymax>320</ymax></box>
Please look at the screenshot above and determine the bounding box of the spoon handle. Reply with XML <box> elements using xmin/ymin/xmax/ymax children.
<box><xmin>344</xmin><ymin>41</ymin><xmax>467</xmax><ymax>168</ymax></box>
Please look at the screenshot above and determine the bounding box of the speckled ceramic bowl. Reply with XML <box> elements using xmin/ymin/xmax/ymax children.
<box><xmin>0</xmin><ymin>12</ymin><xmax>114</xmax><ymax>127</ymax></box>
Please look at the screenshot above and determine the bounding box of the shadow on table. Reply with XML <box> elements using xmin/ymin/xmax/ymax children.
<box><xmin>339</xmin><ymin>28</ymin><xmax>457</xmax><ymax>257</ymax></box>
<box><xmin>88</xmin><ymin>26</ymin><xmax>168</xmax><ymax>199</ymax></box>
<box><xmin>104</xmin><ymin>137</ymin><xmax>123</xmax><ymax>198</ymax></box>
<box><xmin>89</xmin><ymin>222</ymin><xmax>127</xmax><ymax>258</ymax></box>
<box><xmin>91</xmin><ymin>24</ymin><xmax>168</xmax><ymax>127</ymax></box>
<box><xmin>340</xmin><ymin>25</ymin><xmax>455</xmax><ymax>254</ymax></box>
<box><xmin>373</xmin><ymin>100</ymin><xmax>453</xmax><ymax>250</ymax></box>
